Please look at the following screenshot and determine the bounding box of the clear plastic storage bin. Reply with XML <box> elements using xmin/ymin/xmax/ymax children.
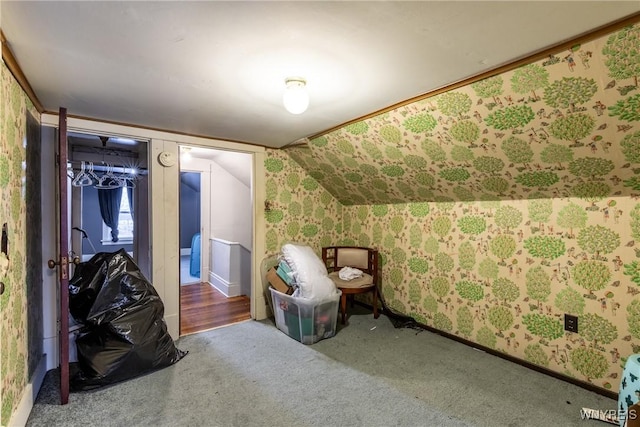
<box><xmin>269</xmin><ymin>287</ymin><xmax>341</xmax><ymax>344</ymax></box>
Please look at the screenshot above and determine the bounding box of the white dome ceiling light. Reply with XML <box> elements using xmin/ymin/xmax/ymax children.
<box><xmin>283</xmin><ymin>77</ymin><xmax>309</xmax><ymax>115</ymax></box>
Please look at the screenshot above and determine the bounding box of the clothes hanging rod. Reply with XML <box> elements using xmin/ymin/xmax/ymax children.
<box><xmin>68</xmin><ymin>151</ymin><xmax>148</xmax><ymax>169</ymax></box>
<box><xmin>67</xmin><ymin>160</ymin><xmax>147</xmax><ymax>175</ymax></box>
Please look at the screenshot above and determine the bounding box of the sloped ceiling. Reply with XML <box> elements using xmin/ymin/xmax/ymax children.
<box><xmin>285</xmin><ymin>23</ymin><xmax>640</xmax><ymax>206</ymax></box>
<box><xmin>187</xmin><ymin>148</ymin><xmax>252</xmax><ymax>188</ymax></box>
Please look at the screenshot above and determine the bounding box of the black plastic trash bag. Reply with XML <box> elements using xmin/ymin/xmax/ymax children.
<box><xmin>68</xmin><ymin>251</ymin><xmax>115</xmax><ymax>323</ymax></box>
<box><xmin>68</xmin><ymin>249</ymin><xmax>187</xmax><ymax>391</ymax></box>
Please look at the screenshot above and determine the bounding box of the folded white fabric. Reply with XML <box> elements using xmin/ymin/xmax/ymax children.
<box><xmin>339</xmin><ymin>266</ymin><xmax>364</xmax><ymax>281</ymax></box>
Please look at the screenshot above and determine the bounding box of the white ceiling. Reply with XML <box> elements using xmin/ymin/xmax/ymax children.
<box><xmin>2</xmin><ymin>1</ymin><xmax>639</xmax><ymax>149</ymax></box>
<box><xmin>184</xmin><ymin>147</ymin><xmax>252</xmax><ymax>188</ymax></box>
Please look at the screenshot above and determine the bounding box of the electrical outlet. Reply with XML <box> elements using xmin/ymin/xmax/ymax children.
<box><xmin>564</xmin><ymin>314</ymin><xmax>579</xmax><ymax>333</ymax></box>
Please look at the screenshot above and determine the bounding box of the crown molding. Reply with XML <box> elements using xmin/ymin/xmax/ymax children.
<box><xmin>1</xmin><ymin>29</ymin><xmax>44</xmax><ymax>112</ymax></box>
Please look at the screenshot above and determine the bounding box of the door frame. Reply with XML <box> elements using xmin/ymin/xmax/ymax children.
<box><xmin>56</xmin><ymin>108</ymin><xmax>70</xmax><ymax>404</ymax></box>
<box><xmin>40</xmin><ymin>114</ymin><xmax>267</xmax><ymax>345</ymax></box>
<box><xmin>179</xmin><ymin>156</ymin><xmax>212</xmax><ymax>285</ymax></box>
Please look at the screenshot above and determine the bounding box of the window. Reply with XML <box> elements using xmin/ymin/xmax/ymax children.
<box><xmin>102</xmin><ymin>190</ymin><xmax>134</xmax><ymax>244</ymax></box>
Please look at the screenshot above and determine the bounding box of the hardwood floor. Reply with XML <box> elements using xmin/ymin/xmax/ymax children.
<box><xmin>179</xmin><ymin>282</ymin><xmax>251</xmax><ymax>336</ymax></box>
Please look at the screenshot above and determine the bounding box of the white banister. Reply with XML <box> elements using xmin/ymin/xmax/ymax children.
<box><xmin>209</xmin><ymin>238</ymin><xmax>251</xmax><ymax>297</ymax></box>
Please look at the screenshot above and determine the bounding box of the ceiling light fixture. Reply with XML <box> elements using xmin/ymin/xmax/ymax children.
<box><xmin>283</xmin><ymin>77</ymin><xmax>309</xmax><ymax>115</ymax></box>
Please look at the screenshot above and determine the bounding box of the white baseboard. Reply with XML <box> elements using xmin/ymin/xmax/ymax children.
<box><xmin>43</xmin><ymin>329</ymin><xmax>79</xmax><ymax>372</ymax></box>
<box><xmin>180</xmin><ymin>248</ymin><xmax>191</xmax><ymax>256</ymax></box>
<box><xmin>9</xmin><ymin>355</ymin><xmax>47</xmax><ymax>427</ymax></box>
<box><xmin>209</xmin><ymin>271</ymin><xmax>241</xmax><ymax>297</ymax></box>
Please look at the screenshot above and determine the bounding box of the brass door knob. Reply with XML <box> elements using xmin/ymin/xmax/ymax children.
<box><xmin>48</xmin><ymin>255</ymin><xmax>79</xmax><ymax>269</ymax></box>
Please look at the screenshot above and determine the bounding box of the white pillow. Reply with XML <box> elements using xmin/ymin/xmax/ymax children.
<box><xmin>281</xmin><ymin>243</ymin><xmax>336</xmax><ymax>300</ymax></box>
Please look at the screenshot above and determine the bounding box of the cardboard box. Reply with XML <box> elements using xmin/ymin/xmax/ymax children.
<box><xmin>266</xmin><ymin>267</ymin><xmax>293</xmax><ymax>295</ymax></box>
<box><xmin>276</xmin><ymin>260</ymin><xmax>294</xmax><ymax>285</ymax></box>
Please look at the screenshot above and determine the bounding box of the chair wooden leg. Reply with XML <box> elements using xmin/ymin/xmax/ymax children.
<box><xmin>372</xmin><ymin>286</ymin><xmax>379</xmax><ymax>319</ymax></box>
<box><xmin>340</xmin><ymin>293</ymin><xmax>347</xmax><ymax>324</ymax></box>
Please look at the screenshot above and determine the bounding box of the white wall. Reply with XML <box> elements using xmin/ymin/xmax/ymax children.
<box><xmin>40</xmin><ymin>126</ymin><xmax>59</xmax><ymax>370</ymax></box>
<box><xmin>209</xmin><ymin>159</ymin><xmax>252</xmax><ymax>250</ymax></box>
<box><xmin>149</xmin><ymin>139</ymin><xmax>181</xmax><ymax>338</ymax></box>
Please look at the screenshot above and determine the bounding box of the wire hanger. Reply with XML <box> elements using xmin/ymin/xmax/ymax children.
<box><xmin>71</xmin><ymin>161</ymin><xmax>93</xmax><ymax>187</ymax></box>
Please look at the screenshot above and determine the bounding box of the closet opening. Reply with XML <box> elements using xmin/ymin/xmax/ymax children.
<box><xmin>68</xmin><ymin>132</ymin><xmax>150</xmax><ymax>277</ymax></box>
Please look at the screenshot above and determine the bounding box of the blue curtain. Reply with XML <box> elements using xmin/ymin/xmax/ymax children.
<box><xmin>98</xmin><ymin>187</ymin><xmax>123</xmax><ymax>242</ymax></box>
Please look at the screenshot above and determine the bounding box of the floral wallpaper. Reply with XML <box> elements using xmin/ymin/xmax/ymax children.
<box><xmin>264</xmin><ymin>149</ymin><xmax>342</xmax><ymax>259</ymax></box>
<box><xmin>268</xmin><ymin>23</ymin><xmax>640</xmax><ymax>393</ymax></box>
<box><xmin>1</xmin><ymin>63</ymin><xmax>40</xmax><ymax>423</ymax></box>
<box><xmin>288</xmin><ymin>25</ymin><xmax>640</xmax><ymax>206</ymax></box>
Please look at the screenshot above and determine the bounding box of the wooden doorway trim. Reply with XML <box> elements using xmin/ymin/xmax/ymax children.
<box><xmin>57</xmin><ymin>107</ymin><xmax>70</xmax><ymax>404</ymax></box>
